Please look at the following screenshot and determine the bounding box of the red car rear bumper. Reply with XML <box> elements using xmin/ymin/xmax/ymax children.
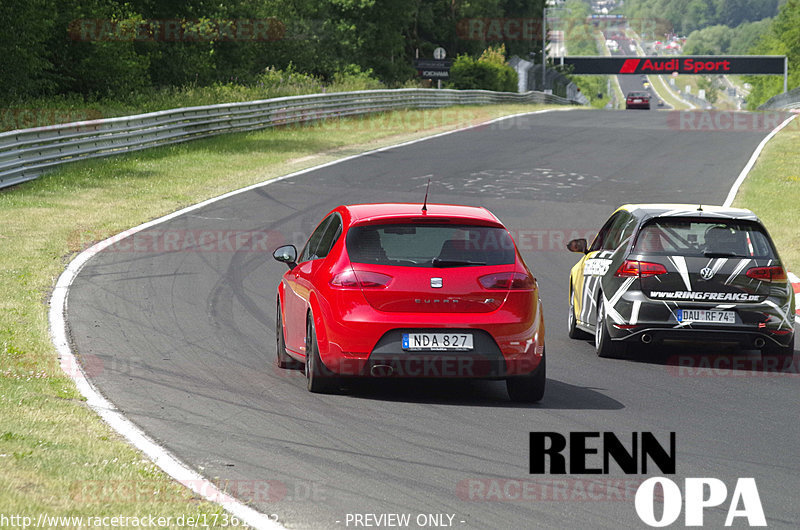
<box><xmin>315</xmin><ymin>296</ymin><xmax>545</xmax><ymax>378</ymax></box>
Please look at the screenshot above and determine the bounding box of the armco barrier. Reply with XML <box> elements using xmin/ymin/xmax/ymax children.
<box><xmin>0</xmin><ymin>88</ymin><xmax>578</xmax><ymax>190</ymax></box>
<box><xmin>758</xmin><ymin>86</ymin><xmax>800</xmax><ymax>111</ymax></box>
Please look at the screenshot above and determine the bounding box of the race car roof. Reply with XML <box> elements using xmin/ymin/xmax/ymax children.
<box><xmin>618</xmin><ymin>203</ymin><xmax>760</xmax><ymax>222</ymax></box>
<box><xmin>342</xmin><ymin>203</ymin><xmax>504</xmax><ymax>227</ymax></box>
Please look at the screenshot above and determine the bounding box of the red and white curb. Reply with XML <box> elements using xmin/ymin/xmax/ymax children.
<box><xmin>789</xmin><ymin>271</ymin><xmax>800</xmax><ymax>319</ymax></box>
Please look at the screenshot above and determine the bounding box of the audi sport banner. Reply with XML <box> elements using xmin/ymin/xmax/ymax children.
<box><xmin>563</xmin><ymin>56</ymin><xmax>786</xmax><ymax>75</ymax></box>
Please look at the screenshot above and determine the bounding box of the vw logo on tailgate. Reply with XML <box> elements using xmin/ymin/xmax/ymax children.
<box><xmin>700</xmin><ymin>267</ymin><xmax>715</xmax><ymax>280</ymax></box>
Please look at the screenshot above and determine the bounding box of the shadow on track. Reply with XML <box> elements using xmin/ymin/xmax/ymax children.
<box><xmin>572</xmin><ymin>339</ymin><xmax>799</xmax><ymax>375</ymax></box>
<box><xmin>324</xmin><ymin>377</ymin><xmax>625</xmax><ymax>410</ymax></box>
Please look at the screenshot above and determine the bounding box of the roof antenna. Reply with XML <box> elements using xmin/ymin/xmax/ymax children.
<box><xmin>698</xmin><ymin>204</ymin><xmax>703</xmax><ymax>211</ymax></box>
<box><xmin>422</xmin><ymin>178</ymin><xmax>431</xmax><ymax>212</ymax></box>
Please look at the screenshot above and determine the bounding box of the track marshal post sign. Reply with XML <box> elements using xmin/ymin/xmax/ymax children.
<box><xmin>414</xmin><ymin>48</ymin><xmax>451</xmax><ymax>82</ymax></box>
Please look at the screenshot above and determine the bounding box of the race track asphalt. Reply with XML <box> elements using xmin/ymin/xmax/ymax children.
<box><xmin>67</xmin><ymin>108</ymin><xmax>799</xmax><ymax>529</ymax></box>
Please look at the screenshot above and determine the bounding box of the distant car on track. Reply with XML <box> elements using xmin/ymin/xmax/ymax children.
<box><xmin>273</xmin><ymin>203</ymin><xmax>546</xmax><ymax>401</ymax></box>
<box><xmin>626</xmin><ymin>91</ymin><xmax>651</xmax><ymax>109</ymax></box>
<box><xmin>566</xmin><ymin>204</ymin><xmax>795</xmax><ymax>366</ymax></box>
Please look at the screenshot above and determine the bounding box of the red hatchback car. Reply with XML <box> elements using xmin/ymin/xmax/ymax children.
<box><xmin>272</xmin><ymin>203</ymin><xmax>546</xmax><ymax>402</ymax></box>
<box><xmin>625</xmin><ymin>91</ymin><xmax>651</xmax><ymax>110</ymax></box>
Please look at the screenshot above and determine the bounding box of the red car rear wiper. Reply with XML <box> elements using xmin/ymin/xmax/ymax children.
<box><xmin>431</xmin><ymin>258</ymin><xmax>487</xmax><ymax>267</ymax></box>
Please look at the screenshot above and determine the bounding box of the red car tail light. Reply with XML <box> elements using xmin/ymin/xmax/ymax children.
<box><xmin>746</xmin><ymin>266</ymin><xmax>787</xmax><ymax>282</ymax></box>
<box><xmin>330</xmin><ymin>270</ymin><xmax>392</xmax><ymax>289</ymax></box>
<box><xmin>479</xmin><ymin>272</ymin><xmax>534</xmax><ymax>290</ymax></box>
<box><xmin>615</xmin><ymin>259</ymin><xmax>667</xmax><ymax>277</ymax></box>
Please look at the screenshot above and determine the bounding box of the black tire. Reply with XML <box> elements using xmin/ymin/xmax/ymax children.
<box><xmin>761</xmin><ymin>335</ymin><xmax>795</xmax><ymax>372</ymax></box>
<box><xmin>506</xmin><ymin>350</ymin><xmax>546</xmax><ymax>403</ymax></box>
<box><xmin>595</xmin><ymin>298</ymin><xmax>624</xmax><ymax>359</ymax></box>
<box><xmin>276</xmin><ymin>303</ymin><xmax>300</xmax><ymax>369</ymax></box>
<box><xmin>305</xmin><ymin>317</ymin><xmax>339</xmax><ymax>393</ymax></box>
<box><xmin>568</xmin><ymin>287</ymin><xmax>590</xmax><ymax>340</ymax></box>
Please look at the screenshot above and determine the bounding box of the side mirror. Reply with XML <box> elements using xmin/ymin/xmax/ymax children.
<box><xmin>273</xmin><ymin>245</ymin><xmax>297</xmax><ymax>269</ymax></box>
<box><xmin>566</xmin><ymin>238</ymin><xmax>588</xmax><ymax>254</ymax></box>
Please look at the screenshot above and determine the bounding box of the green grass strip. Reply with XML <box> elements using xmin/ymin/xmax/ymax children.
<box><xmin>733</xmin><ymin>117</ymin><xmax>800</xmax><ymax>274</ymax></box>
<box><xmin>0</xmin><ymin>103</ymin><xmax>560</xmax><ymax>523</ymax></box>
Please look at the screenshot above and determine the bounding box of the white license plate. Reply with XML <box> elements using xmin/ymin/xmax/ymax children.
<box><xmin>634</xmin><ymin>99</ymin><xmax>642</xmax><ymax>103</ymax></box>
<box><xmin>677</xmin><ymin>309</ymin><xmax>735</xmax><ymax>323</ymax></box>
<box><xmin>402</xmin><ymin>333</ymin><xmax>473</xmax><ymax>351</ymax></box>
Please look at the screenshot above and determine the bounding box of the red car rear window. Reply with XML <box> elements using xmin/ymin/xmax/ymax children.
<box><xmin>346</xmin><ymin>224</ymin><xmax>516</xmax><ymax>267</ymax></box>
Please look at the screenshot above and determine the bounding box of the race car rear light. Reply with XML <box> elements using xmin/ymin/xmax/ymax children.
<box><xmin>479</xmin><ymin>272</ymin><xmax>534</xmax><ymax>290</ymax></box>
<box><xmin>330</xmin><ymin>270</ymin><xmax>392</xmax><ymax>289</ymax></box>
<box><xmin>615</xmin><ymin>259</ymin><xmax>667</xmax><ymax>277</ymax></box>
<box><xmin>745</xmin><ymin>266</ymin><xmax>787</xmax><ymax>283</ymax></box>
<box><xmin>767</xmin><ymin>329</ymin><xmax>792</xmax><ymax>336</ymax></box>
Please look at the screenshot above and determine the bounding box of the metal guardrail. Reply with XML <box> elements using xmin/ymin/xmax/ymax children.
<box><xmin>0</xmin><ymin>88</ymin><xmax>577</xmax><ymax>189</ymax></box>
<box><xmin>758</xmin><ymin>86</ymin><xmax>800</xmax><ymax>110</ymax></box>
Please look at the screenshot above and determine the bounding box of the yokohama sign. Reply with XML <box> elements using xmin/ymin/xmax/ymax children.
<box><xmin>563</xmin><ymin>56</ymin><xmax>786</xmax><ymax>75</ymax></box>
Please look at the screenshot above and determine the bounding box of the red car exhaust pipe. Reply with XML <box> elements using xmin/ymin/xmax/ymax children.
<box><xmin>370</xmin><ymin>364</ymin><xmax>394</xmax><ymax>377</ymax></box>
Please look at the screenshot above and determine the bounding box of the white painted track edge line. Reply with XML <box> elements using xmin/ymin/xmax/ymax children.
<box><xmin>723</xmin><ymin>113</ymin><xmax>798</xmax><ymax>208</ymax></box>
<box><xmin>47</xmin><ymin>106</ymin><xmax>572</xmax><ymax>529</ymax></box>
<box><xmin>50</xmin><ymin>267</ymin><xmax>280</xmax><ymax>528</ymax></box>
<box><xmin>717</xmin><ymin>112</ymin><xmax>800</xmax><ymax>325</ymax></box>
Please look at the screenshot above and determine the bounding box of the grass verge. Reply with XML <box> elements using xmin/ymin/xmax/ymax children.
<box><xmin>733</xmin><ymin>116</ymin><xmax>800</xmax><ymax>274</ymax></box>
<box><xmin>651</xmin><ymin>75</ymin><xmax>693</xmax><ymax>110</ymax></box>
<box><xmin>0</xmin><ymin>70</ymin><xmax>407</xmax><ymax>132</ymax></box>
<box><xmin>0</xmin><ymin>103</ymin><xmax>563</xmax><ymax>526</ymax></box>
<box><xmin>597</xmin><ymin>31</ymin><xmax>626</xmax><ymax>109</ymax></box>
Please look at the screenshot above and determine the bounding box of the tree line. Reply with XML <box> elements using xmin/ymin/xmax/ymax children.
<box><xmin>622</xmin><ymin>0</ymin><xmax>797</xmax><ymax>107</ymax></box>
<box><xmin>621</xmin><ymin>0</ymin><xmax>782</xmax><ymax>35</ymax></box>
<box><xmin>0</xmin><ymin>0</ymin><xmax>545</xmax><ymax>103</ymax></box>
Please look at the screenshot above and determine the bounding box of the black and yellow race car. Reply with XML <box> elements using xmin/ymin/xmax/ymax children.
<box><xmin>566</xmin><ymin>204</ymin><xmax>795</xmax><ymax>364</ymax></box>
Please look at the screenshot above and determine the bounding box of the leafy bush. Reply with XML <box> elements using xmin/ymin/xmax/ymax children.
<box><xmin>447</xmin><ymin>45</ymin><xmax>518</xmax><ymax>93</ymax></box>
<box><xmin>330</xmin><ymin>65</ymin><xmax>385</xmax><ymax>92</ymax></box>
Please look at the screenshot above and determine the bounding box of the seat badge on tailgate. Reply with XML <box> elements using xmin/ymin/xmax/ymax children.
<box><xmin>431</xmin><ymin>277</ymin><xmax>443</xmax><ymax>288</ymax></box>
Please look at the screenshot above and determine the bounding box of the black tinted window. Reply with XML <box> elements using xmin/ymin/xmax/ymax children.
<box><xmin>590</xmin><ymin>212</ymin><xmax>632</xmax><ymax>252</ymax></box>
<box><xmin>315</xmin><ymin>214</ymin><xmax>342</xmax><ymax>259</ymax></box>
<box><xmin>300</xmin><ymin>214</ymin><xmax>333</xmax><ymax>262</ymax></box>
<box><xmin>346</xmin><ymin>224</ymin><xmax>515</xmax><ymax>267</ymax></box>
<box><xmin>633</xmin><ymin>218</ymin><xmax>776</xmax><ymax>258</ymax></box>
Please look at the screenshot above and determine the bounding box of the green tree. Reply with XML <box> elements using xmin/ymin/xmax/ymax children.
<box><xmin>448</xmin><ymin>44</ymin><xmax>517</xmax><ymax>92</ymax></box>
<box><xmin>0</xmin><ymin>0</ymin><xmax>55</xmax><ymax>101</ymax></box>
<box><xmin>746</xmin><ymin>0</ymin><xmax>800</xmax><ymax>107</ymax></box>
<box><xmin>684</xmin><ymin>25</ymin><xmax>733</xmax><ymax>54</ymax></box>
